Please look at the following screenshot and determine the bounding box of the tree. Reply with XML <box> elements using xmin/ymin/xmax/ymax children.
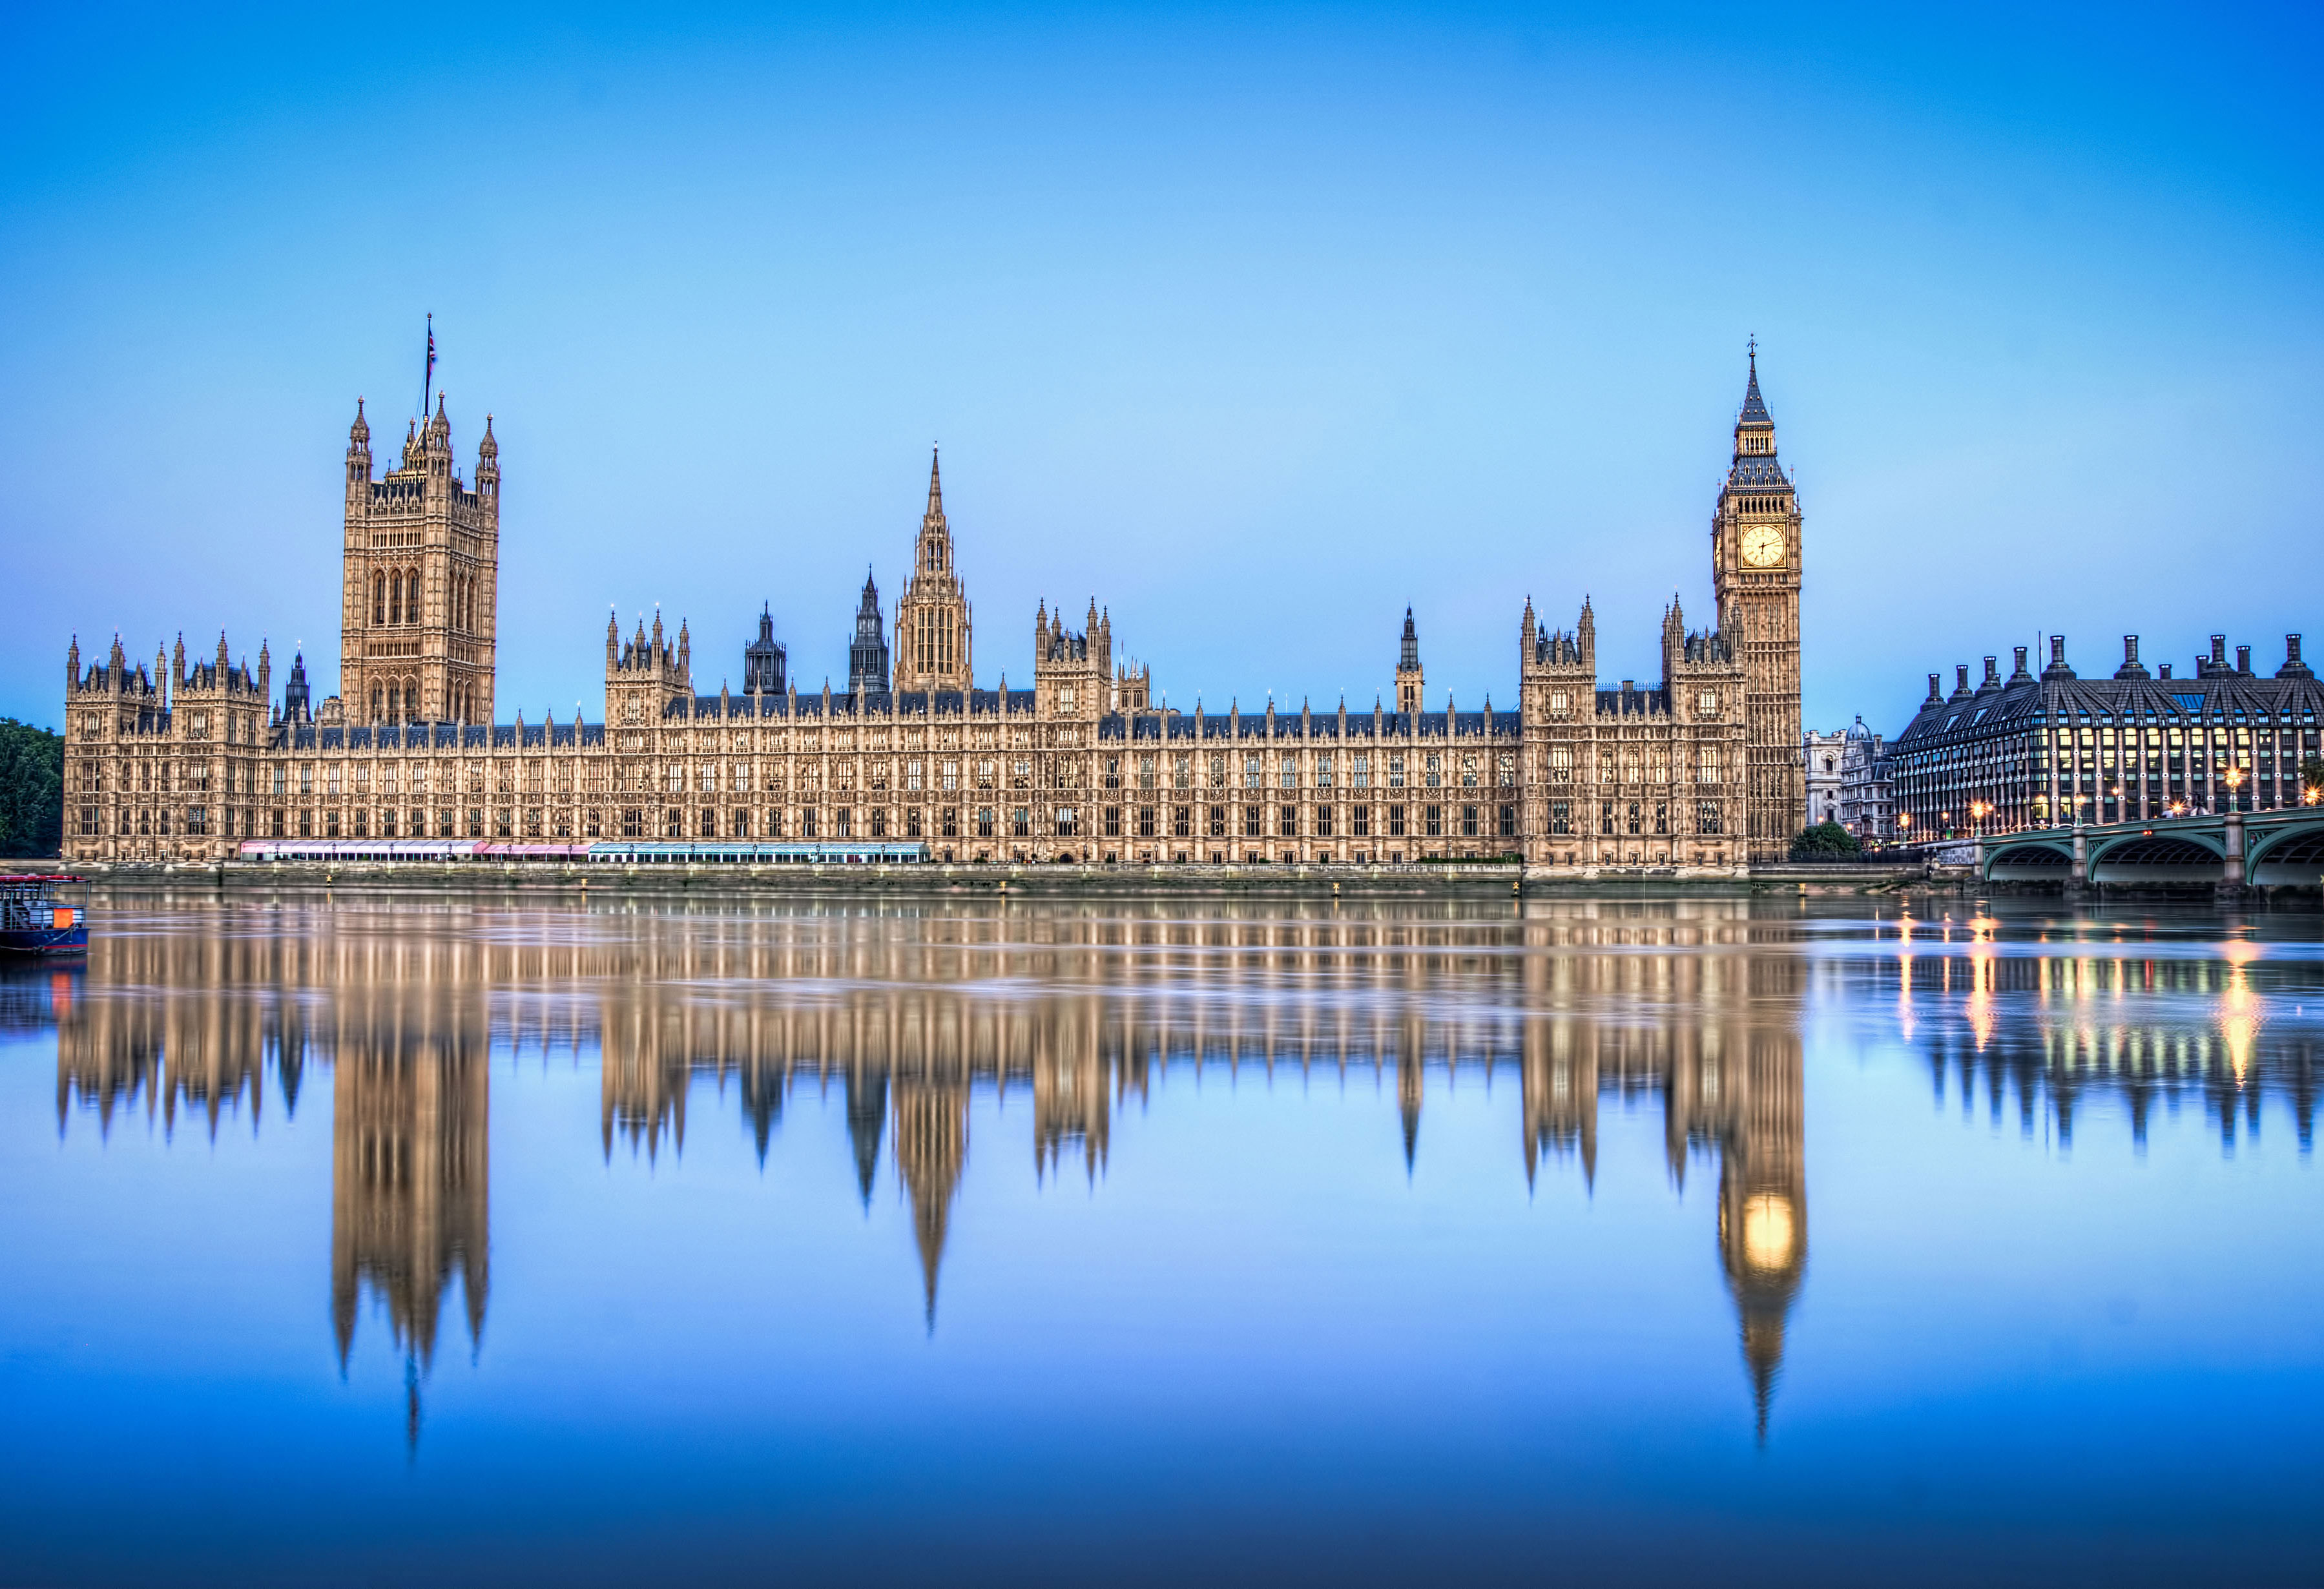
<box><xmin>0</xmin><ymin>718</ymin><xmax>65</xmax><ymax>858</ymax></box>
<box><xmin>2303</xmin><ymin>756</ymin><xmax>2324</xmax><ymax>802</ymax></box>
<box><xmin>1789</xmin><ymin>820</ymin><xmax>1860</xmax><ymax>860</ymax></box>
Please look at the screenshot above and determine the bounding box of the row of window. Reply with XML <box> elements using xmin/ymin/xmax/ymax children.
<box><xmin>1542</xmin><ymin>800</ymin><xmax>1724</xmax><ymax>836</ymax></box>
<box><xmin>85</xmin><ymin>801</ymin><xmax>1597</xmax><ymax>844</ymax></box>
<box><xmin>369</xmin><ymin>566</ymin><xmax>483</xmax><ymax>632</ymax></box>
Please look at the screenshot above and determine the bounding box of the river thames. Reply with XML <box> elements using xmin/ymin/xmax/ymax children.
<box><xmin>3</xmin><ymin>891</ymin><xmax>2318</xmax><ymax>1586</ymax></box>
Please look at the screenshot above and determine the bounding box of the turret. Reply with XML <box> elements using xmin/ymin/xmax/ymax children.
<box><xmin>607</xmin><ymin>608</ymin><xmax>692</xmax><ymax>723</ymax></box>
<box><xmin>426</xmin><ymin>393</ymin><xmax>451</xmax><ymax>468</ymax></box>
<box><xmin>1395</xmin><ymin>607</ymin><xmax>1424</xmax><ymax>714</ymax></box>
<box><xmin>744</xmin><ymin>604</ymin><xmax>787</xmax><ymax>696</ymax></box>
<box><xmin>848</xmin><ymin>572</ymin><xmax>890</xmax><ymax>699</ymax></box>
<box><xmin>1033</xmin><ymin>596</ymin><xmax>1105</xmax><ymax>719</ymax></box>
<box><xmin>476</xmin><ymin>413</ymin><xmax>499</xmax><ymax>497</ymax></box>
<box><xmin>346</xmin><ymin>398</ymin><xmax>373</xmax><ymax>497</ymax></box>
<box><xmin>280</xmin><ymin>650</ymin><xmax>312</xmax><ymax>723</ymax></box>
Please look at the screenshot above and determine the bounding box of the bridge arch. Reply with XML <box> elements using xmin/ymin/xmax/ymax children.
<box><xmin>2088</xmin><ymin>832</ymin><xmax>2225</xmax><ymax>886</ymax></box>
<box><xmin>2247</xmin><ymin>818</ymin><xmax>2324</xmax><ymax>888</ymax></box>
<box><xmin>1984</xmin><ymin>841</ymin><xmax>2073</xmax><ymax>883</ymax></box>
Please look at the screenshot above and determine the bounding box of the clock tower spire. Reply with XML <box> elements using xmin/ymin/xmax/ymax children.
<box><xmin>1710</xmin><ymin>341</ymin><xmax>1805</xmax><ymax>862</ymax></box>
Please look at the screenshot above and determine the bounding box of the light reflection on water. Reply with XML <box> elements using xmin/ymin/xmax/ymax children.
<box><xmin>4</xmin><ymin>892</ymin><xmax>2319</xmax><ymax>1588</ymax></box>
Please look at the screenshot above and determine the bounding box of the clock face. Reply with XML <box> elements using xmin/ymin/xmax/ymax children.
<box><xmin>1740</xmin><ymin>524</ymin><xmax>1787</xmax><ymax>567</ymax></box>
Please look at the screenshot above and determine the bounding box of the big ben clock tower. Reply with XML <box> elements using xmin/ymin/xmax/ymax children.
<box><xmin>1710</xmin><ymin>343</ymin><xmax>1805</xmax><ymax>862</ymax></box>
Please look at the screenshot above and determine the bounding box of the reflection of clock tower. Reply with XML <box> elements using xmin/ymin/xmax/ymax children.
<box><xmin>1711</xmin><ymin>344</ymin><xmax>1806</xmax><ymax>862</ymax></box>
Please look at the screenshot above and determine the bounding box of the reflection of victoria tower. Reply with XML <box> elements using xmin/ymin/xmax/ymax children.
<box><xmin>331</xmin><ymin>988</ymin><xmax>491</xmax><ymax>1380</ymax></box>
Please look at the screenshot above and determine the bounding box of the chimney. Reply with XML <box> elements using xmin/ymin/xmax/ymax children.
<box><xmin>2011</xmin><ymin>645</ymin><xmax>2029</xmax><ymax>680</ymax></box>
<box><xmin>2210</xmin><ymin>634</ymin><xmax>2227</xmax><ymax>670</ymax></box>
<box><xmin>2159</xmin><ymin>662</ymin><xmax>2173</xmax><ymax>680</ymax></box>
<box><xmin>2236</xmin><ymin>643</ymin><xmax>2250</xmax><ymax>675</ymax></box>
<box><xmin>1981</xmin><ymin>656</ymin><xmax>1999</xmax><ymax>687</ymax></box>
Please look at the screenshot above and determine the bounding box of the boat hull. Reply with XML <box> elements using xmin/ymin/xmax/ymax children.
<box><xmin>0</xmin><ymin>926</ymin><xmax>88</xmax><ymax>956</ymax></box>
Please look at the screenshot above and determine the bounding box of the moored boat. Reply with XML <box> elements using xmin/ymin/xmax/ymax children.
<box><xmin>0</xmin><ymin>875</ymin><xmax>89</xmax><ymax>955</ymax></box>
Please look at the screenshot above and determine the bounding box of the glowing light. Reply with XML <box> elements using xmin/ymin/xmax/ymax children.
<box><xmin>1740</xmin><ymin>1194</ymin><xmax>1798</xmax><ymax>1271</ymax></box>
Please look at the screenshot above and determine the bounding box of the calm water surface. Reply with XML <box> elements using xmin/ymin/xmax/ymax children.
<box><xmin>3</xmin><ymin>891</ymin><xmax>2319</xmax><ymax>1587</ymax></box>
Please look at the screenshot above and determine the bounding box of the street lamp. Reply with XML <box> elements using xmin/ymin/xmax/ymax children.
<box><xmin>2223</xmin><ymin>764</ymin><xmax>2246</xmax><ymax>812</ymax></box>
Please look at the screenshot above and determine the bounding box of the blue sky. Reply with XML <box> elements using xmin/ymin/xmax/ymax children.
<box><xmin>4</xmin><ymin>2</ymin><xmax>2319</xmax><ymax>733</ymax></box>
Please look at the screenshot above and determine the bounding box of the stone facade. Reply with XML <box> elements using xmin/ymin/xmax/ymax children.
<box><xmin>340</xmin><ymin>398</ymin><xmax>499</xmax><ymax>728</ymax></box>
<box><xmin>59</xmin><ymin>358</ymin><xmax>1806</xmax><ymax>871</ymax></box>
<box><xmin>1837</xmin><ymin>719</ymin><xmax>1895</xmax><ymax>841</ymax></box>
<box><xmin>1804</xmin><ymin>729</ymin><xmax>1847</xmax><ymax>829</ymax></box>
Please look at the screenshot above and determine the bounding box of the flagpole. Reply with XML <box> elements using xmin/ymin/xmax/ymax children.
<box><xmin>422</xmin><ymin>312</ymin><xmax>435</xmax><ymax>417</ymax></box>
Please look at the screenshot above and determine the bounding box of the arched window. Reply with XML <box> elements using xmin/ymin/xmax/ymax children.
<box><xmin>406</xmin><ymin>568</ymin><xmax>422</xmax><ymax>625</ymax></box>
<box><xmin>371</xmin><ymin>685</ymin><xmax>384</xmax><ymax>720</ymax></box>
<box><xmin>372</xmin><ymin>572</ymin><xmax>385</xmax><ymax>626</ymax></box>
<box><xmin>388</xmin><ymin>574</ymin><xmax>402</xmax><ymax>627</ymax></box>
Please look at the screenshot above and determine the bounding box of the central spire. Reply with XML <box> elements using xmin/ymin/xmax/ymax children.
<box><xmin>895</xmin><ymin>448</ymin><xmax>973</xmax><ymax>694</ymax></box>
<box><xmin>1735</xmin><ymin>339</ymin><xmax>1775</xmax><ymax>448</ymax></box>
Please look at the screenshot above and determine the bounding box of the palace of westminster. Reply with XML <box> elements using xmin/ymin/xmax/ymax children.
<box><xmin>59</xmin><ymin>356</ymin><xmax>1809</xmax><ymax>869</ymax></box>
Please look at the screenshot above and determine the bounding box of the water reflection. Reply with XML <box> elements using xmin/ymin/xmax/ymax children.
<box><xmin>329</xmin><ymin>975</ymin><xmax>488</xmax><ymax>1449</ymax></box>
<box><xmin>1874</xmin><ymin>914</ymin><xmax>2321</xmax><ymax>1151</ymax></box>
<box><xmin>36</xmin><ymin>895</ymin><xmax>2319</xmax><ymax>1457</ymax></box>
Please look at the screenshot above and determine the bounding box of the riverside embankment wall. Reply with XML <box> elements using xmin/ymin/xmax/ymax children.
<box><xmin>6</xmin><ymin>857</ymin><xmax>1960</xmax><ymax>900</ymax></box>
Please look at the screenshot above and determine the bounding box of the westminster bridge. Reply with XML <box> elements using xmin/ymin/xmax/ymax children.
<box><xmin>1980</xmin><ymin>805</ymin><xmax>2324</xmax><ymax>891</ymax></box>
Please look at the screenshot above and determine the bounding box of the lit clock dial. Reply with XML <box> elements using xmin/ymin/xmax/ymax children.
<box><xmin>1740</xmin><ymin>524</ymin><xmax>1787</xmax><ymax>566</ymax></box>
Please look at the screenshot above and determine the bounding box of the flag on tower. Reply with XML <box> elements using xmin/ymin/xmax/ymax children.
<box><xmin>423</xmin><ymin>313</ymin><xmax>436</xmax><ymax>415</ymax></box>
